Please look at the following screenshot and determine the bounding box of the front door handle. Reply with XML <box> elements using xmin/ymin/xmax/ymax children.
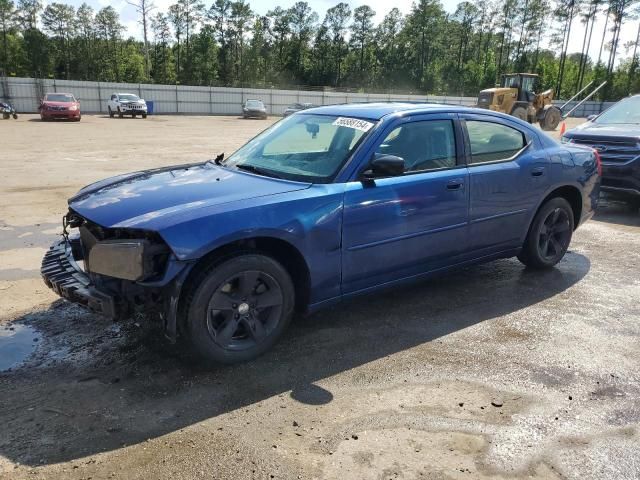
<box><xmin>447</xmin><ymin>179</ymin><xmax>464</xmax><ymax>190</ymax></box>
<box><xmin>531</xmin><ymin>166</ymin><xmax>545</xmax><ymax>177</ymax></box>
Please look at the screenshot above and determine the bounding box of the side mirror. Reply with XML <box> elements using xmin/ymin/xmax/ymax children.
<box><xmin>587</xmin><ymin>114</ymin><xmax>598</xmax><ymax>122</ymax></box>
<box><xmin>363</xmin><ymin>154</ymin><xmax>405</xmax><ymax>179</ymax></box>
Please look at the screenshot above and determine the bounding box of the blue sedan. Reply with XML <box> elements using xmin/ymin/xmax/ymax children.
<box><xmin>42</xmin><ymin>103</ymin><xmax>601</xmax><ymax>363</ymax></box>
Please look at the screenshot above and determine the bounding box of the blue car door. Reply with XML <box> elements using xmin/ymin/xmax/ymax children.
<box><xmin>460</xmin><ymin>114</ymin><xmax>550</xmax><ymax>256</ymax></box>
<box><xmin>341</xmin><ymin>114</ymin><xmax>469</xmax><ymax>294</ymax></box>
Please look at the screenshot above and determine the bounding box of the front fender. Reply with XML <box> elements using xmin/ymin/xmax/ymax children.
<box><xmin>157</xmin><ymin>184</ymin><xmax>346</xmax><ymax>304</ymax></box>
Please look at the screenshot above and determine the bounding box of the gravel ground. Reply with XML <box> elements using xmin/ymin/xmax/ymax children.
<box><xmin>0</xmin><ymin>114</ymin><xmax>639</xmax><ymax>480</ymax></box>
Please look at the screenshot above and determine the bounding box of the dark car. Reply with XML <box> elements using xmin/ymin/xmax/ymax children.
<box><xmin>242</xmin><ymin>99</ymin><xmax>267</xmax><ymax>119</ymax></box>
<box><xmin>42</xmin><ymin>103</ymin><xmax>600</xmax><ymax>364</ymax></box>
<box><xmin>562</xmin><ymin>94</ymin><xmax>640</xmax><ymax>208</ymax></box>
<box><xmin>283</xmin><ymin>102</ymin><xmax>315</xmax><ymax>117</ymax></box>
<box><xmin>39</xmin><ymin>93</ymin><xmax>81</xmax><ymax>121</ymax></box>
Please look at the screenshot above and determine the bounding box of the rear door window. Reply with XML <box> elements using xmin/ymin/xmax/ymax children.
<box><xmin>465</xmin><ymin>121</ymin><xmax>526</xmax><ymax>164</ymax></box>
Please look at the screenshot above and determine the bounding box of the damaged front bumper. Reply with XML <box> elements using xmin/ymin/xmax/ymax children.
<box><xmin>41</xmin><ymin>234</ymin><xmax>194</xmax><ymax>341</ymax></box>
<box><xmin>41</xmin><ymin>237</ymin><xmax>118</xmax><ymax>318</ymax></box>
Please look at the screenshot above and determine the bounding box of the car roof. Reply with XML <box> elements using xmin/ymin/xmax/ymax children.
<box><xmin>303</xmin><ymin>102</ymin><xmax>478</xmax><ymax>121</ymax></box>
<box><xmin>47</xmin><ymin>92</ymin><xmax>74</xmax><ymax>95</ymax></box>
<box><xmin>115</xmin><ymin>93</ymin><xmax>138</xmax><ymax>95</ymax></box>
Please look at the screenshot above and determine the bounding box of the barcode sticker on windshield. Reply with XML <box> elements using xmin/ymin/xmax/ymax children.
<box><xmin>332</xmin><ymin>117</ymin><xmax>374</xmax><ymax>132</ymax></box>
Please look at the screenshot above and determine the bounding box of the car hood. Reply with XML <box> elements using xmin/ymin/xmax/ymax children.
<box><xmin>566</xmin><ymin>121</ymin><xmax>640</xmax><ymax>140</ymax></box>
<box><xmin>69</xmin><ymin>162</ymin><xmax>311</xmax><ymax>229</ymax></box>
<box><xmin>43</xmin><ymin>101</ymin><xmax>77</xmax><ymax>107</ymax></box>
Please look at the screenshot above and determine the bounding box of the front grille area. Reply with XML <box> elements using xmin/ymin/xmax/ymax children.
<box><xmin>571</xmin><ymin>137</ymin><xmax>640</xmax><ymax>164</ymax></box>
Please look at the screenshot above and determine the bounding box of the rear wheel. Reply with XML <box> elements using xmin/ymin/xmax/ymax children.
<box><xmin>184</xmin><ymin>254</ymin><xmax>295</xmax><ymax>364</ymax></box>
<box><xmin>511</xmin><ymin>106</ymin><xmax>528</xmax><ymax>121</ymax></box>
<box><xmin>518</xmin><ymin>197</ymin><xmax>574</xmax><ymax>269</ymax></box>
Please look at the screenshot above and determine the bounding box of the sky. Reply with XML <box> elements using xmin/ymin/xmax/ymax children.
<box><xmin>51</xmin><ymin>0</ymin><xmax>639</xmax><ymax>67</ymax></box>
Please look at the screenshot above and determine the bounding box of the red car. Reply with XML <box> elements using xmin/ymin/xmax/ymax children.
<box><xmin>39</xmin><ymin>93</ymin><xmax>81</xmax><ymax>121</ymax></box>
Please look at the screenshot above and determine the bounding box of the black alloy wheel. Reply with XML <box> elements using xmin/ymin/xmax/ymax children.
<box><xmin>537</xmin><ymin>207</ymin><xmax>572</xmax><ymax>262</ymax></box>
<box><xmin>518</xmin><ymin>197</ymin><xmax>574</xmax><ymax>269</ymax></box>
<box><xmin>185</xmin><ymin>254</ymin><xmax>295</xmax><ymax>364</ymax></box>
<box><xmin>206</xmin><ymin>270</ymin><xmax>283</xmax><ymax>351</ymax></box>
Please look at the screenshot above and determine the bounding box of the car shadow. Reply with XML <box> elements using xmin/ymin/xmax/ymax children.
<box><xmin>0</xmin><ymin>253</ymin><xmax>590</xmax><ymax>466</ymax></box>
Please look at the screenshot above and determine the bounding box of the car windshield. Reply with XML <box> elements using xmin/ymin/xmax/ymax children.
<box><xmin>594</xmin><ymin>96</ymin><xmax>640</xmax><ymax>124</ymax></box>
<box><xmin>119</xmin><ymin>94</ymin><xmax>140</xmax><ymax>101</ymax></box>
<box><xmin>224</xmin><ymin>114</ymin><xmax>375</xmax><ymax>183</ymax></box>
<box><xmin>246</xmin><ymin>100</ymin><xmax>263</xmax><ymax>108</ymax></box>
<box><xmin>45</xmin><ymin>94</ymin><xmax>75</xmax><ymax>102</ymax></box>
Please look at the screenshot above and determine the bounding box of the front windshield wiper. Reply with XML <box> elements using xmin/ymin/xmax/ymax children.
<box><xmin>235</xmin><ymin>164</ymin><xmax>282</xmax><ymax>179</ymax></box>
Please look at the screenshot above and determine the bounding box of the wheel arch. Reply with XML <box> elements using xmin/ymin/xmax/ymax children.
<box><xmin>177</xmin><ymin>236</ymin><xmax>312</xmax><ymax>327</ymax></box>
<box><xmin>534</xmin><ymin>184</ymin><xmax>583</xmax><ymax>231</ymax></box>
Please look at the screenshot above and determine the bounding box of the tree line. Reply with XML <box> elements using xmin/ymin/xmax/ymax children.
<box><xmin>0</xmin><ymin>0</ymin><xmax>639</xmax><ymax>100</ymax></box>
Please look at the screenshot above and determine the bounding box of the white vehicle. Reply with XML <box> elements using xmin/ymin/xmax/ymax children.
<box><xmin>107</xmin><ymin>93</ymin><xmax>148</xmax><ymax>118</ymax></box>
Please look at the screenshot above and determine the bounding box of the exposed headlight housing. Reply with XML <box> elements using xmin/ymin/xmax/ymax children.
<box><xmin>89</xmin><ymin>239</ymin><xmax>150</xmax><ymax>281</ymax></box>
<box><xmin>77</xmin><ymin>221</ymin><xmax>169</xmax><ymax>281</ymax></box>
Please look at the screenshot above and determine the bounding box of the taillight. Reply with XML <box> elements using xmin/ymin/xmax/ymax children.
<box><xmin>593</xmin><ymin>149</ymin><xmax>602</xmax><ymax>176</ymax></box>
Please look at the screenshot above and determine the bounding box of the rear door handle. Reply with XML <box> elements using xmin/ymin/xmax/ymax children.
<box><xmin>447</xmin><ymin>179</ymin><xmax>464</xmax><ymax>190</ymax></box>
<box><xmin>531</xmin><ymin>167</ymin><xmax>545</xmax><ymax>177</ymax></box>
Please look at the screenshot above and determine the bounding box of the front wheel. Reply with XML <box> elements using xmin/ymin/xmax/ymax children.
<box><xmin>12</xmin><ymin>113</ymin><xmax>17</xmax><ymax>119</ymax></box>
<box><xmin>142</xmin><ymin>113</ymin><xmax>147</xmax><ymax>119</ymax></box>
<box><xmin>184</xmin><ymin>254</ymin><xmax>295</xmax><ymax>364</ymax></box>
<box><xmin>511</xmin><ymin>106</ymin><xmax>528</xmax><ymax>121</ymax></box>
<box><xmin>540</xmin><ymin>106</ymin><xmax>562</xmax><ymax>131</ymax></box>
<box><xmin>108</xmin><ymin>106</ymin><xmax>114</xmax><ymax>118</ymax></box>
<box><xmin>118</xmin><ymin>108</ymin><xmax>123</xmax><ymax>118</ymax></box>
<box><xmin>518</xmin><ymin>197</ymin><xmax>574</xmax><ymax>269</ymax></box>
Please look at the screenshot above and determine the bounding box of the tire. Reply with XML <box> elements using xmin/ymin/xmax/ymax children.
<box><xmin>12</xmin><ymin>113</ymin><xmax>18</xmax><ymax>119</ymax></box>
<box><xmin>518</xmin><ymin>197</ymin><xmax>574</xmax><ymax>269</ymax></box>
<box><xmin>511</xmin><ymin>106</ymin><xmax>528</xmax><ymax>121</ymax></box>
<box><xmin>118</xmin><ymin>107</ymin><xmax>123</xmax><ymax>118</ymax></box>
<box><xmin>132</xmin><ymin>113</ymin><xmax>137</xmax><ymax>118</ymax></box>
<box><xmin>108</xmin><ymin>107</ymin><xmax>114</xmax><ymax>118</ymax></box>
<box><xmin>184</xmin><ymin>253</ymin><xmax>295</xmax><ymax>364</ymax></box>
<box><xmin>2</xmin><ymin>113</ymin><xmax>9</xmax><ymax>119</ymax></box>
<box><xmin>142</xmin><ymin>113</ymin><xmax>147</xmax><ymax>119</ymax></box>
<box><xmin>540</xmin><ymin>106</ymin><xmax>562</xmax><ymax>131</ymax></box>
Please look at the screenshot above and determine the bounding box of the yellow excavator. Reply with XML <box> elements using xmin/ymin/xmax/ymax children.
<box><xmin>476</xmin><ymin>73</ymin><xmax>562</xmax><ymax>131</ymax></box>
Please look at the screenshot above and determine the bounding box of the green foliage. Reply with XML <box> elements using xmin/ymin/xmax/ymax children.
<box><xmin>1</xmin><ymin>0</ymin><xmax>638</xmax><ymax>101</ymax></box>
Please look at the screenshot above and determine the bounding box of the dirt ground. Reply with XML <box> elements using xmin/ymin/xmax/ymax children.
<box><xmin>1</xmin><ymin>114</ymin><xmax>639</xmax><ymax>480</ymax></box>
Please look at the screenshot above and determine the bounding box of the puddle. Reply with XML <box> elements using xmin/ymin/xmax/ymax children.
<box><xmin>0</xmin><ymin>323</ymin><xmax>39</xmax><ymax>371</ymax></box>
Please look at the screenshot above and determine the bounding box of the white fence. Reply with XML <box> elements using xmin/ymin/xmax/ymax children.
<box><xmin>1</xmin><ymin>77</ymin><xmax>614</xmax><ymax>117</ymax></box>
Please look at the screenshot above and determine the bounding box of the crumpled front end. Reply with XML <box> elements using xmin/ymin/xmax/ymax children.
<box><xmin>41</xmin><ymin>210</ymin><xmax>194</xmax><ymax>339</ymax></box>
